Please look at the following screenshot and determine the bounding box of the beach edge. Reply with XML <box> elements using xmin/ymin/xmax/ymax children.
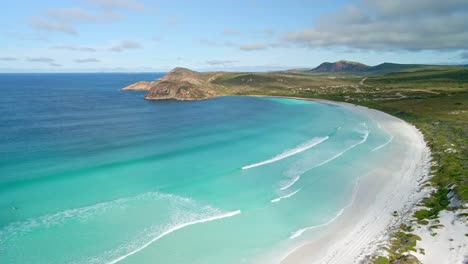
<box><xmin>243</xmin><ymin>96</ymin><xmax>432</xmax><ymax>264</ymax></box>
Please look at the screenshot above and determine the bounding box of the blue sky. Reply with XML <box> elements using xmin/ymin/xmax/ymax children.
<box><xmin>0</xmin><ymin>0</ymin><xmax>467</xmax><ymax>72</ymax></box>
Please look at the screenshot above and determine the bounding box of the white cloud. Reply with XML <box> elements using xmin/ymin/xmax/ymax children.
<box><xmin>206</xmin><ymin>60</ymin><xmax>238</xmax><ymax>66</ymax></box>
<box><xmin>239</xmin><ymin>43</ymin><xmax>268</xmax><ymax>51</ymax></box>
<box><xmin>26</xmin><ymin>57</ymin><xmax>55</xmax><ymax>63</ymax></box>
<box><xmin>51</xmin><ymin>45</ymin><xmax>97</xmax><ymax>52</ymax></box>
<box><xmin>29</xmin><ymin>7</ymin><xmax>122</xmax><ymax>35</ymax></box>
<box><xmin>283</xmin><ymin>0</ymin><xmax>468</xmax><ymax>51</ymax></box>
<box><xmin>26</xmin><ymin>57</ymin><xmax>61</xmax><ymax>67</ymax></box>
<box><xmin>29</xmin><ymin>17</ymin><xmax>78</xmax><ymax>35</ymax></box>
<box><xmin>86</xmin><ymin>0</ymin><xmax>145</xmax><ymax>11</ymax></box>
<box><xmin>108</xmin><ymin>40</ymin><xmax>142</xmax><ymax>52</ymax></box>
<box><xmin>0</xmin><ymin>57</ymin><xmax>18</xmax><ymax>61</ymax></box>
<box><xmin>75</xmin><ymin>58</ymin><xmax>100</xmax><ymax>63</ymax></box>
<box><xmin>46</xmin><ymin>8</ymin><xmax>98</xmax><ymax>22</ymax></box>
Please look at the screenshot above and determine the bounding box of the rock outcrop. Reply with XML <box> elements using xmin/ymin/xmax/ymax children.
<box><xmin>144</xmin><ymin>80</ymin><xmax>215</xmax><ymax>100</ymax></box>
<box><xmin>122</xmin><ymin>67</ymin><xmax>217</xmax><ymax>101</ymax></box>
<box><xmin>121</xmin><ymin>81</ymin><xmax>157</xmax><ymax>91</ymax></box>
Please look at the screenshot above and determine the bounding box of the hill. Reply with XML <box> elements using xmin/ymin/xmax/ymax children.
<box><xmin>312</xmin><ymin>60</ymin><xmax>370</xmax><ymax>72</ymax></box>
<box><xmin>122</xmin><ymin>67</ymin><xmax>217</xmax><ymax>100</ymax></box>
<box><xmin>121</xmin><ymin>63</ymin><xmax>467</xmax><ymax>100</ymax></box>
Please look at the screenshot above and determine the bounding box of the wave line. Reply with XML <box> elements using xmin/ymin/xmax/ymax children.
<box><xmin>282</xmin><ymin>128</ymin><xmax>369</xmax><ymax>191</ymax></box>
<box><xmin>107</xmin><ymin>210</ymin><xmax>241</xmax><ymax>264</ymax></box>
<box><xmin>372</xmin><ymin>135</ymin><xmax>394</xmax><ymax>152</ymax></box>
<box><xmin>290</xmin><ymin>178</ymin><xmax>360</xmax><ymax>239</ymax></box>
<box><xmin>271</xmin><ymin>189</ymin><xmax>301</xmax><ymax>203</ymax></box>
<box><xmin>279</xmin><ymin>175</ymin><xmax>301</xmax><ymax>190</ymax></box>
<box><xmin>242</xmin><ymin>136</ymin><xmax>329</xmax><ymax>170</ymax></box>
<box><xmin>290</xmin><ymin>207</ymin><xmax>345</xmax><ymax>239</ymax></box>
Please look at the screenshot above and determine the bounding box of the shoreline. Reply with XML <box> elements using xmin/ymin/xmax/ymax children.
<box><xmin>132</xmin><ymin>93</ymin><xmax>443</xmax><ymax>262</ymax></box>
<box><xmin>243</xmin><ymin>95</ymin><xmax>432</xmax><ymax>264</ymax></box>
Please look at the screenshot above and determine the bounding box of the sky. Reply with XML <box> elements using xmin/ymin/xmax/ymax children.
<box><xmin>0</xmin><ymin>0</ymin><xmax>467</xmax><ymax>72</ymax></box>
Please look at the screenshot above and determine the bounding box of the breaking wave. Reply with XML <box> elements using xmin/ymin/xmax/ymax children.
<box><xmin>281</xmin><ymin>124</ymin><xmax>369</xmax><ymax>190</ymax></box>
<box><xmin>372</xmin><ymin>135</ymin><xmax>394</xmax><ymax>152</ymax></box>
<box><xmin>105</xmin><ymin>210</ymin><xmax>241</xmax><ymax>264</ymax></box>
<box><xmin>271</xmin><ymin>189</ymin><xmax>301</xmax><ymax>203</ymax></box>
<box><xmin>290</xmin><ymin>178</ymin><xmax>360</xmax><ymax>239</ymax></box>
<box><xmin>242</xmin><ymin>136</ymin><xmax>329</xmax><ymax>170</ymax></box>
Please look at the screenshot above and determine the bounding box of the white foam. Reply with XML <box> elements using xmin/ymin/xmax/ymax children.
<box><xmin>271</xmin><ymin>189</ymin><xmax>301</xmax><ymax>203</ymax></box>
<box><xmin>242</xmin><ymin>136</ymin><xmax>329</xmax><ymax>170</ymax></box>
<box><xmin>281</xmin><ymin>128</ymin><xmax>369</xmax><ymax>191</ymax></box>
<box><xmin>290</xmin><ymin>208</ymin><xmax>345</xmax><ymax>239</ymax></box>
<box><xmin>371</xmin><ymin>135</ymin><xmax>394</xmax><ymax>152</ymax></box>
<box><xmin>0</xmin><ymin>192</ymin><xmax>196</xmax><ymax>245</ymax></box>
<box><xmin>372</xmin><ymin>122</ymin><xmax>394</xmax><ymax>152</ymax></box>
<box><xmin>289</xmin><ymin>179</ymin><xmax>360</xmax><ymax>239</ymax></box>
<box><xmin>106</xmin><ymin>210</ymin><xmax>241</xmax><ymax>264</ymax></box>
<box><xmin>279</xmin><ymin>175</ymin><xmax>301</xmax><ymax>190</ymax></box>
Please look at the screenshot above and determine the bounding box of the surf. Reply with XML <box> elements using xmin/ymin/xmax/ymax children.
<box><xmin>242</xmin><ymin>136</ymin><xmax>329</xmax><ymax>170</ymax></box>
<box><xmin>281</xmin><ymin>125</ymin><xmax>369</xmax><ymax>191</ymax></box>
<box><xmin>106</xmin><ymin>210</ymin><xmax>241</xmax><ymax>264</ymax></box>
<box><xmin>0</xmin><ymin>192</ymin><xmax>206</xmax><ymax>245</ymax></box>
<box><xmin>279</xmin><ymin>175</ymin><xmax>301</xmax><ymax>190</ymax></box>
<box><xmin>289</xmin><ymin>178</ymin><xmax>360</xmax><ymax>239</ymax></box>
<box><xmin>372</xmin><ymin>135</ymin><xmax>394</xmax><ymax>152</ymax></box>
<box><xmin>271</xmin><ymin>189</ymin><xmax>301</xmax><ymax>203</ymax></box>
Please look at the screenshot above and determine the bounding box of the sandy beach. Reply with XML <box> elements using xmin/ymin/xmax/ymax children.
<box><xmin>276</xmin><ymin>100</ymin><xmax>432</xmax><ymax>263</ymax></box>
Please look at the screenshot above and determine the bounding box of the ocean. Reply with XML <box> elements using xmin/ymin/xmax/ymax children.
<box><xmin>0</xmin><ymin>73</ymin><xmax>396</xmax><ymax>264</ymax></box>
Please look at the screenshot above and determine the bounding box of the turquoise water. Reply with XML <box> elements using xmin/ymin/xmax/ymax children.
<box><xmin>0</xmin><ymin>73</ymin><xmax>396</xmax><ymax>263</ymax></box>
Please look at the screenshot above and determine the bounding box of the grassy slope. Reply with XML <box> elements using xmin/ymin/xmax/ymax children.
<box><xmin>211</xmin><ymin>66</ymin><xmax>467</xmax><ymax>263</ymax></box>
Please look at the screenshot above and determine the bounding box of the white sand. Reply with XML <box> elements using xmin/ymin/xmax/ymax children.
<box><xmin>279</xmin><ymin>101</ymin><xmax>432</xmax><ymax>264</ymax></box>
<box><xmin>412</xmin><ymin>209</ymin><xmax>468</xmax><ymax>264</ymax></box>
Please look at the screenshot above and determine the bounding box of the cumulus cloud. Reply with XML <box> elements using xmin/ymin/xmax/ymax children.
<box><xmin>108</xmin><ymin>40</ymin><xmax>142</xmax><ymax>52</ymax></box>
<box><xmin>239</xmin><ymin>43</ymin><xmax>268</xmax><ymax>51</ymax></box>
<box><xmin>86</xmin><ymin>0</ymin><xmax>145</xmax><ymax>11</ymax></box>
<box><xmin>283</xmin><ymin>0</ymin><xmax>468</xmax><ymax>51</ymax></box>
<box><xmin>51</xmin><ymin>45</ymin><xmax>97</xmax><ymax>52</ymax></box>
<box><xmin>75</xmin><ymin>58</ymin><xmax>100</xmax><ymax>63</ymax></box>
<box><xmin>206</xmin><ymin>60</ymin><xmax>238</xmax><ymax>66</ymax></box>
<box><xmin>0</xmin><ymin>57</ymin><xmax>18</xmax><ymax>61</ymax></box>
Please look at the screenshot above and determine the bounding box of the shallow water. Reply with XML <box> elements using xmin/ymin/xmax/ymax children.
<box><xmin>0</xmin><ymin>73</ymin><xmax>396</xmax><ymax>264</ymax></box>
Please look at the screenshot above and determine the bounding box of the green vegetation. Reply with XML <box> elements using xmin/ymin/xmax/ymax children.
<box><xmin>368</xmin><ymin>232</ymin><xmax>422</xmax><ymax>264</ymax></box>
<box><xmin>209</xmin><ymin>65</ymin><xmax>467</xmax><ymax>264</ymax></box>
<box><xmin>213</xmin><ymin>68</ymin><xmax>467</xmax><ymax>215</ymax></box>
<box><xmin>373</xmin><ymin>256</ymin><xmax>390</xmax><ymax>264</ymax></box>
<box><xmin>139</xmin><ymin>64</ymin><xmax>466</xmax><ymax>263</ymax></box>
<box><xmin>389</xmin><ymin>232</ymin><xmax>421</xmax><ymax>257</ymax></box>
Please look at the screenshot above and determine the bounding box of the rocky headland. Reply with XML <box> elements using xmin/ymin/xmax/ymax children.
<box><xmin>121</xmin><ymin>67</ymin><xmax>217</xmax><ymax>100</ymax></box>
